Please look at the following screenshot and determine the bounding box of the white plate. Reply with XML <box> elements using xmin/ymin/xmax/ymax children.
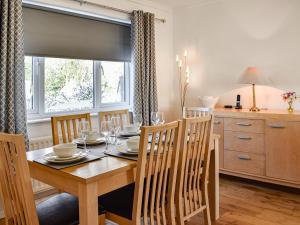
<box><xmin>73</xmin><ymin>137</ymin><xmax>105</xmax><ymax>145</ymax></box>
<box><xmin>44</xmin><ymin>152</ymin><xmax>87</xmax><ymax>164</ymax></box>
<box><xmin>119</xmin><ymin>130</ymin><xmax>141</xmax><ymax>137</ymax></box>
<box><xmin>116</xmin><ymin>144</ymin><xmax>152</xmax><ymax>155</ymax></box>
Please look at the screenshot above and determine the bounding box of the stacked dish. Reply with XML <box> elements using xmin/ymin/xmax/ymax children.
<box><xmin>44</xmin><ymin>143</ymin><xmax>87</xmax><ymax>164</ymax></box>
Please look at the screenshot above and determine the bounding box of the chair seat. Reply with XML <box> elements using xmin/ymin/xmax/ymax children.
<box><xmin>99</xmin><ymin>183</ymin><xmax>135</xmax><ymax>220</ymax></box>
<box><xmin>37</xmin><ymin>193</ymin><xmax>105</xmax><ymax>225</ymax></box>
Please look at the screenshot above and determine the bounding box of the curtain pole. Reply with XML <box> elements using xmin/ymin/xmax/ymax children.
<box><xmin>72</xmin><ymin>0</ymin><xmax>166</xmax><ymax>23</ymax></box>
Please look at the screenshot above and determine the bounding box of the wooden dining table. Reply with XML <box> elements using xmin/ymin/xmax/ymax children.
<box><xmin>26</xmin><ymin>134</ymin><xmax>220</xmax><ymax>225</ymax></box>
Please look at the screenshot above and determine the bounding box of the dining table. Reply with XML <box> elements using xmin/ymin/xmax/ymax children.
<box><xmin>26</xmin><ymin>134</ymin><xmax>220</xmax><ymax>225</ymax></box>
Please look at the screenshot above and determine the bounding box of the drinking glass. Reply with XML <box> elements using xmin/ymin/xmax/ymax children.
<box><xmin>78</xmin><ymin>121</ymin><xmax>90</xmax><ymax>153</ymax></box>
<box><xmin>111</xmin><ymin>116</ymin><xmax>121</xmax><ymax>145</ymax></box>
<box><xmin>151</xmin><ymin>112</ymin><xmax>165</xmax><ymax>125</ymax></box>
<box><xmin>133</xmin><ymin>113</ymin><xmax>143</xmax><ymax>129</ymax></box>
<box><xmin>101</xmin><ymin>121</ymin><xmax>112</xmax><ymax>150</ymax></box>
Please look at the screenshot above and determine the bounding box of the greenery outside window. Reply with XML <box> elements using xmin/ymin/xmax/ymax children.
<box><xmin>25</xmin><ymin>56</ymin><xmax>130</xmax><ymax>119</ymax></box>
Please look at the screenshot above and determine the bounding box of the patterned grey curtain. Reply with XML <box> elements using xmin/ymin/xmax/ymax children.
<box><xmin>131</xmin><ymin>10</ymin><xmax>158</xmax><ymax>125</ymax></box>
<box><xmin>0</xmin><ymin>0</ymin><xmax>28</xmax><ymax>149</ymax></box>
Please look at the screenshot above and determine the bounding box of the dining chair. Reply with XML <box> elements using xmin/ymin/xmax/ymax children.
<box><xmin>0</xmin><ymin>132</ymin><xmax>105</xmax><ymax>225</ymax></box>
<box><xmin>183</xmin><ymin>107</ymin><xmax>212</xmax><ymax>118</ymax></box>
<box><xmin>175</xmin><ymin>116</ymin><xmax>213</xmax><ymax>225</ymax></box>
<box><xmin>99</xmin><ymin>121</ymin><xmax>183</xmax><ymax>225</ymax></box>
<box><xmin>99</xmin><ymin>109</ymin><xmax>130</xmax><ymax>129</ymax></box>
<box><xmin>51</xmin><ymin>113</ymin><xmax>92</xmax><ymax>145</ymax></box>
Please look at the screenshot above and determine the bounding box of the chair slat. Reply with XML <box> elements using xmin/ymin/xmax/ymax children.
<box><xmin>51</xmin><ymin>113</ymin><xmax>91</xmax><ymax>145</ymax></box>
<box><xmin>99</xmin><ymin>109</ymin><xmax>130</xmax><ymax>129</ymax></box>
<box><xmin>175</xmin><ymin>116</ymin><xmax>213</xmax><ymax>225</ymax></box>
<box><xmin>0</xmin><ymin>133</ymin><xmax>40</xmax><ymax>225</ymax></box>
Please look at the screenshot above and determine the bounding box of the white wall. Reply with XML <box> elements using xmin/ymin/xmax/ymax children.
<box><xmin>174</xmin><ymin>0</ymin><xmax>300</xmax><ymax>110</ymax></box>
<box><xmin>27</xmin><ymin>0</ymin><xmax>178</xmax><ymax>139</ymax></box>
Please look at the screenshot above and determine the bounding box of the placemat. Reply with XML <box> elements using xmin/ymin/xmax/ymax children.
<box><xmin>105</xmin><ymin>149</ymin><xmax>138</xmax><ymax>161</ymax></box>
<box><xmin>34</xmin><ymin>153</ymin><xmax>105</xmax><ymax>170</ymax></box>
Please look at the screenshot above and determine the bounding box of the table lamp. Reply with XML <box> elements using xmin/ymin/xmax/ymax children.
<box><xmin>238</xmin><ymin>67</ymin><xmax>269</xmax><ymax>112</ymax></box>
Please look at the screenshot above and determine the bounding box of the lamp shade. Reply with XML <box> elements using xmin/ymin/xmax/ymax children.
<box><xmin>238</xmin><ymin>67</ymin><xmax>269</xmax><ymax>85</ymax></box>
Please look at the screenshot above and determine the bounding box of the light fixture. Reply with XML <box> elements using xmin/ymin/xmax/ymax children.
<box><xmin>238</xmin><ymin>67</ymin><xmax>269</xmax><ymax>112</ymax></box>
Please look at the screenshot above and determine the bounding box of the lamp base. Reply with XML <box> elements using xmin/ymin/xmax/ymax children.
<box><xmin>249</xmin><ymin>106</ymin><xmax>260</xmax><ymax>112</ymax></box>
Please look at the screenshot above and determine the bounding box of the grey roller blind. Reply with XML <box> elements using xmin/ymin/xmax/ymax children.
<box><xmin>23</xmin><ymin>7</ymin><xmax>131</xmax><ymax>61</ymax></box>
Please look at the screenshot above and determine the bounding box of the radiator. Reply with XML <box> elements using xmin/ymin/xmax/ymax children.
<box><xmin>29</xmin><ymin>136</ymin><xmax>54</xmax><ymax>193</ymax></box>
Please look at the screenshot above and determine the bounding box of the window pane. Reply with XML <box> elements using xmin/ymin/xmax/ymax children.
<box><xmin>24</xmin><ymin>56</ymin><xmax>33</xmax><ymax>110</ymax></box>
<box><xmin>44</xmin><ymin>58</ymin><xmax>93</xmax><ymax>113</ymax></box>
<box><xmin>100</xmin><ymin>61</ymin><xmax>125</xmax><ymax>104</ymax></box>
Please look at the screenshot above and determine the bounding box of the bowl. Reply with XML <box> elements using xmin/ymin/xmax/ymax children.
<box><xmin>126</xmin><ymin>136</ymin><xmax>140</xmax><ymax>151</ymax></box>
<box><xmin>124</xmin><ymin>125</ymin><xmax>139</xmax><ymax>133</ymax></box>
<box><xmin>53</xmin><ymin>143</ymin><xmax>77</xmax><ymax>158</ymax></box>
<box><xmin>85</xmin><ymin>131</ymin><xmax>99</xmax><ymax>141</ymax></box>
<box><xmin>199</xmin><ymin>96</ymin><xmax>219</xmax><ymax>108</ymax></box>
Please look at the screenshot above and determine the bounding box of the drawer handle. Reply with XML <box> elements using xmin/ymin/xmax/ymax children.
<box><xmin>237</xmin><ymin>136</ymin><xmax>252</xmax><ymax>140</ymax></box>
<box><xmin>236</xmin><ymin>122</ymin><xmax>252</xmax><ymax>126</ymax></box>
<box><xmin>238</xmin><ymin>155</ymin><xmax>251</xmax><ymax>160</ymax></box>
<box><xmin>214</xmin><ymin>121</ymin><xmax>221</xmax><ymax>125</ymax></box>
<box><xmin>269</xmin><ymin>124</ymin><xmax>285</xmax><ymax>129</ymax></box>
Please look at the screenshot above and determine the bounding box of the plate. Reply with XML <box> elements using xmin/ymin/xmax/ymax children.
<box><xmin>116</xmin><ymin>144</ymin><xmax>151</xmax><ymax>155</ymax></box>
<box><xmin>73</xmin><ymin>137</ymin><xmax>105</xmax><ymax>145</ymax></box>
<box><xmin>119</xmin><ymin>130</ymin><xmax>141</xmax><ymax>137</ymax></box>
<box><xmin>44</xmin><ymin>152</ymin><xmax>88</xmax><ymax>164</ymax></box>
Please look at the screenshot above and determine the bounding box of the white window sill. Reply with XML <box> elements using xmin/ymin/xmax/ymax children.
<box><xmin>27</xmin><ymin>105</ymin><xmax>131</xmax><ymax>124</ymax></box>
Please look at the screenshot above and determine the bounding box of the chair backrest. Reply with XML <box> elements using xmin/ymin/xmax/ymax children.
<box><xmin>99</xmin><ymin>109</ymin><xmax>130</xmax><ymax>129</ymax></box>
<box><xmin>0</xmin><ymin>133</ymin><xmax>39</xmax><ymax>225</ymax></box>
<box><xmin>183</xmin><ymin>107</ymin><xmax>212</xmax><ymax>118</ymax></box>
<box><xmin>176</xmin><ymin>116</ymin><xmax>213</xmax><ymax>222</ymax></box>
<box><xmin>132</xmin><ymin>121</ymin><xmax>182</xmax><ymax>225</ymax></box>
<box><xmin>51</xmin><ymin>113</ymin><xmax>91</xmax><ymax>145</ymax></box>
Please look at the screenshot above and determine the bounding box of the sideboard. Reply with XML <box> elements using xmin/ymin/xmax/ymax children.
<box><xmin>213</xmin><ymin>108</ymin><xmax>300</xmax><ymax>189</ymax></box>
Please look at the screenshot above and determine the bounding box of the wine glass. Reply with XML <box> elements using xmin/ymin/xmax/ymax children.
<box><xmin>101</xmin><ymin>121</ymin><xmax>112</xmax><ymax>150</ymax></box>
<box><xmin>111</xmin><ymin>116</ymin><xmax>121</xmax><ymax>145</ymax></box>
<box><xmin>151</xmin><ymin>112</ymin><xmax>165</xmax><ymax>125</ymax></box>
<box><xmin>133</xmin><ymin>113</ymin><xmax>143</xmax><ymax>129</ymax></box>
<box><xmin>78</xmin><ymin>121</ymin><xmax>90</xmax><ymax>153</ymax></box>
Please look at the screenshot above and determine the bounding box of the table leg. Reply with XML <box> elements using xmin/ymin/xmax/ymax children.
<box><xmin>78</xmin><ymin>182</ymin><xmax>98</xmax><ymax>225</ymax></box>
<box><xmin>208</xmin><ymin>138</ymin><xmax>220</xmax><ymax>222</ymax></box>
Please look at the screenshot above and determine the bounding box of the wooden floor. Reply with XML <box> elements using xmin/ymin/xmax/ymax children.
<box><xmin>0</xmin><ymin>176</ymin><xmax>299</xmax><ymax>225</ymax></box>
<box><xmin>188</xmin><ymin>176</ymin><xmax>300</xmax><ymax>225</ymax></box>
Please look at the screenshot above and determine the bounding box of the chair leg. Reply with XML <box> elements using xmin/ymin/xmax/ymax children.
<box><xmin>203</xmin><ymin>184</ymin><xmax>211</xmax><ymax>225</ymax></box>
<box><xmin>98</xmin><ymin>214</ymin><xmax>106</xmax><ymax>225</ymax></box>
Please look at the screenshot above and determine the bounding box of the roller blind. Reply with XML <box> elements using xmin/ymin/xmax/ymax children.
<box><xmin>23</xmin><ymin>7</ymin><xmax>131</xmax><ymax>61</ymax></box>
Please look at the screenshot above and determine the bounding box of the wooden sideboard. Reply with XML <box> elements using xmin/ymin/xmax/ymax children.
<box><xmin>213</xmin><ymin>108</ymin><xmax>300</xmax><ymax>189</ymax></box>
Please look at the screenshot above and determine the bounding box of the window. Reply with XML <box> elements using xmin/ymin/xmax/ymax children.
<box><xmin>25</xmin><ymin>56</ymin><xmax>130</xmax><ymax>118</ymax></box>
<box><xmin>25</xmin><ymin>56</ymin><xmax>33</xmax><ymax>111</ymax></box>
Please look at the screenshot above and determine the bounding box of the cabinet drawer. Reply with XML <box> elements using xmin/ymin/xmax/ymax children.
<box><xmin>224</xmin><ymin>118</ymin><xmax>264</xmax><ymax>133</ymax></box>
<box><xmin>224</xmin><ymin>131</ymin><xmax>264</xmax><ymax>154</ymax></box>
<box><xmin>224</xmin><ymin>150</ymin><xmax>265</xmax><ymax>176</ymax></box>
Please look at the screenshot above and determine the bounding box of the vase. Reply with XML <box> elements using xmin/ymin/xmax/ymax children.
<box><xmin>288</xmin><ymin>101</ymin><xmax>294</xmax><ymax>113</ymax></box>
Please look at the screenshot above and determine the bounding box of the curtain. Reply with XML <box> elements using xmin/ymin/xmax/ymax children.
<box><xmin>0</xmin><ymin>0</ymin><xmax>28</xmax><ymax>149</ymax></box>
<box><xmin>131</xmin><ymin>10</ymin><xmax>158</xmax><ymax>125</ymax></box>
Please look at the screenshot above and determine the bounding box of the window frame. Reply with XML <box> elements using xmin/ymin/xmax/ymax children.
<box><xmin>27</xmin><ymin>56</ymin><xmax>131</xmax><ymax>120</ymax></box>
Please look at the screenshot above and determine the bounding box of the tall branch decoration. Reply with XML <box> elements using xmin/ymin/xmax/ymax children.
<box><xmin>176</xmin><ymin>50</ymin><xmax>190</xmax><ymax>115</ymax></box>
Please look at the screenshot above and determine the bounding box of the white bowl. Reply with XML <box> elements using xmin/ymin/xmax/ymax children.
<box><xmin>127</xmin><ymin>136</ymin><xmax>140</xmax><ymax>151</ymax></box>
<box><xmin>53</xmin><ymin>143</ymin><xmax>77</xmax><ymax>158</ymax></box>
<box><xmin>124</xmin><ymin>125</ymin><xmax>139</xmax><ymax>133</ymax></box>
<box><xmin>199</xmin><ymin>96</ymin><xmax>219</xmax><ymax>108</ymax></box>
<box><xmin>85</xmin><ymin>131</ymin><xmax>99</xmax><ymax>141</ymax></box>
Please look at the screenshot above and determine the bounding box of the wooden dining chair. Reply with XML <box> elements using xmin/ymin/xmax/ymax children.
<box><xmin>175</xmin><ymin>116</ymin><xmax>213</xmax><ymax>225</ymax></box>
<box><xmin>183</xmin><ymin>107</ymin><xmax>212</xmax><ymax>118</ymax></box>
<box><xmin>99</xmin><ymin>121</ymin><xmax>183</xmax><ymax>225</ymax></box>
<box><xmin>51</xmin><ymin>113</ymin><xmax>92</xmax><ymax>145</ymax></box>
<box><xmin>99</xmin><ymin>109</ymin><xmax>130</xmax><ymax>129</ymax></box>
<box><xmin>0</xmin><ymin>132</ymin><xmax>105</xmax><ymax>225</ymax></box>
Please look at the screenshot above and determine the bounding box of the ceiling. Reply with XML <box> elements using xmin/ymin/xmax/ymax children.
<box><xmin>149</xmin><ymin>0</ymin><xmax>212</xmax><ymax>8</ymax></box>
